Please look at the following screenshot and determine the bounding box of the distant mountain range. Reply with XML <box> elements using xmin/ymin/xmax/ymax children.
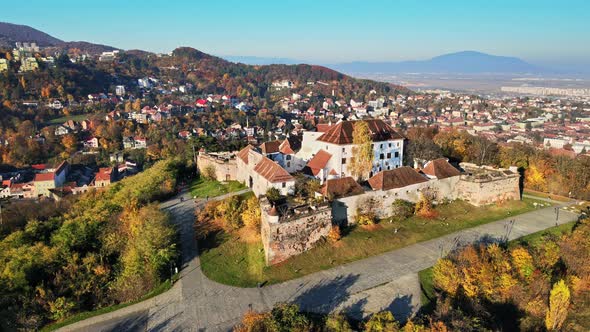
<box><xmin>0</xmin><ymin>22</ymin><xmax>117</xmax><ymax>54</ymax></box>
<box><xmin>222</xmin><ymin>55</ymin><xmax>301</xmax><ymax>66</ymax></box>
<box><xmin>223</xmin><ymin>51</ymin><xmax>562</xmax><ymax>76</ymax></box>
<box><xmin>329</xmin><ymin>51</ymin><xmax>548</xmax><ymax>75</ymax></box>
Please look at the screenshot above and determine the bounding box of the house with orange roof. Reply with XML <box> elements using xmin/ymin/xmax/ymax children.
<box><xmin>93</xmin><ymin>167</ymin><xmax>117</xmax><ymax>187</ymax></box>
<box><xmin>236</xmin><ymin>145</ymin><xmax>295</xmax><ymax>197</ymax></box>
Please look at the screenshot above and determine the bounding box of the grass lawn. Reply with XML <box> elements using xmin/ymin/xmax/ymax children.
<box><xmin>200</xmin><ymin>198</ymin><xmax>546</xmax><ymax>287</ymax></box>
<box><xmin>524</xmin><ymin>189</ymin><xmax>572</xmax><ymax>202</ymax></box>
<box><xmin>189</xmin><ymin>177</ymin><xmax>246</xmax><ymax>199</ymax></box>
<box><xmin>47</xmin><ymin>114</ymin><xmax>90</xmax><ymax>125</ymax></box>
<box><xmin>40</xmin><ymin>278</ymin><xmax>175</xmax><ymax>331</ymax></box>
<box><xmin>417</xmin><ymin>220</ymin><xmax>578</xmax><ymax>313</ymax></box>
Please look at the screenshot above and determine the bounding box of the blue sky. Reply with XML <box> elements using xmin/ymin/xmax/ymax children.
<box><xmin>3</xmin><ymin>0</ymin><xmax>589</xmax><ymax>65</ymax></box>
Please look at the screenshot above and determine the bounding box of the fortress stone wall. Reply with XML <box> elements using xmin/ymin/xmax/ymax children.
<box><xmin>197</xmin><ymin>152</ymin><xmax>238</xmax><ymax>182</ymax></box>
<box><xmin>456</xmin><ymin>163</ymin><xmax>521</xmax><ymax>206</ymax></box>
<box><xmin>260</xmin><ymin>198</ymin><xmax>332</xmax><ymax>265</ymax></box>
<box><xmin>333</xmin><ymin>165</ymin><xmax>520</xmax><ymax>224</ymax></box>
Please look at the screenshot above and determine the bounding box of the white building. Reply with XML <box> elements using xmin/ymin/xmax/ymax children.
<box><xmin>236</xmin><ymin>146</ymin><xmax>296</xmax><ymax>197</ymax></box>
<box><xmin>297</xmin><ymin>119</ymin><xmax>404</xmax><ymax>182</ymax></box>
<box><xmin>115</xmin><ymin>85</ymin><xmax>126</xmax><ymax>96</ymax></box>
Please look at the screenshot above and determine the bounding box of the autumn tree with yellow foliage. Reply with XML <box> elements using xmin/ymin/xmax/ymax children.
<box><xmin>349</xmin><ymin>121</ymin><xmax>373</xmax><ymax>181</ymax></box>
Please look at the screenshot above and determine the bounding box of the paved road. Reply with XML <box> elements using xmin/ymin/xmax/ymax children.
<box><xmin>60</xmin><ymin>194</ymin><xmax>580</xmax><ymax>332</ymax></box>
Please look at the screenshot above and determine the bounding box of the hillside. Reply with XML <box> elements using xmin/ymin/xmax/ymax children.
<box><xmin>150</xmin><ymin>47</ymin><xmax>410</xmax><ymax>99</ymax></box>
<box><xmin>0</xmin><ymin>22</ymin><xmax>117</xmax><ymax>54</ymax></box>
<box><xmin>0</xmin><ymin>22</ymin><xmax>63</xmax><ymax>47</ymax></box>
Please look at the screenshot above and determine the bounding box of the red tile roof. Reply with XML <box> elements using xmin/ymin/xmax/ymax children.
<box><xmin>422</xmin><ymin>159</ymin><xmax>461</xmax><ymax>179</ymax></box>
<box><xmin>34</xmin><ymin>172</ymin><xmax>55</xmax><ymax>182</ymax></box>
<box><xmin>306</xmin><ymin>150</ymin><xmax>332</xmax><ymax>176</ymax></box>
<box><xmin>321</xmin><ymin>177</ymin><xmax>364</xmax><ymax>198</ymax></box>
<box><xmin>237</xmin><ymin>145</ymin><xmax>254</xmax><ymax>164</ymax></box>
<box><xmin>31</xmin><ymin>164</ymin><xmax>47</xmax><ymax>170</ymax></box>
<box><xmin>316</xmin><ymin>123</ymin><xmax>334</xmax><ymax>132</ymax></box>
<box><xmin>253</xmin><ymin>157</ymin><xmax>294</xmax><ymax>183</ymax></box>
<box><xmin>259</xmin><ymin>140</ymin><xmax>281</xmax><ymax>154</ymax></box>
<box><xmin>548</xmin><ymin>148</ymin><xmax>576</xmax><ymax>158</ymax></box>
<box><xmin>317</xmin><ymin>120</ymin><xmax>403</xmax><ymax>145</ymax></box>
<box><xmin>95</xmin><ymin>168</ymin><xmax>113</xmax><ymax>182</ymax></box>
<box><xmin>368</xmin><ymin>167</ymin><xmax>428</xmax><ymax>191</ymax></box>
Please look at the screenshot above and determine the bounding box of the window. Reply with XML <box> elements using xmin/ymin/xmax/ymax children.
<box><xmin>394</xmin><ymin>151</ymin><xmax>399</xmax><ymax>158</ymax></box>
<box><xmin>380</xmin><ymin>153</ymin><xmax>385</xmax><ymax>160</ymax></box>
<box><xmin>286</xmin><ymin>155</ymin><xmax>291</xmax><ymax>160</ymax></box>
<box><xmin>387</xmin><ymin>153</ymin><xmax>391</xmax><ymax>159</ymax></box>
<box><xmin>287</xmin><ymin>162</ymin><xmax>291</xmax><ymax>167</ymax></box>
<box><xmin>342</xmin><ymin>158</ymin><xmax>346</xmax><ymax>164</ymax></box>
<box><xmin>342</xmin><ymin>147</ymin><xmax>345</xmax><ymax>153</ymax></box>
<box><xmin>388</xmin><ymin>143</ymin><xmax>392</xmax><ymax>147</ymax></box>
<box><xmin>282</xmin><ymin>182</ymin><xmax>286</xmax><ymax>188</ymax></box>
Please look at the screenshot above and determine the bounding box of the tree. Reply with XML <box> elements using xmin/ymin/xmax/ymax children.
<box><xmin>132</xmin><ymin>99</ymin><xmax>142</xmax><ymax>111</ymax></box>
<box><xmin>266</xmin><ymin>188</ymin><xmax>281</xmax><ymax>204</ymax></box>
<box><xmin>349</xmin><ymin>121</ymin><xmax>373</xmax><ymax>181</ymax></box>
<box><xmin>432</xmin><ymin>259</ymin><xmax>460</xmax><ymax>296</ymax></box>
<box><xmin>325</xmin><ymin>313</ymin><xmax>353</xmax><ymax>332</ymax></box>
<box><xmin>364</xmin><ymin>311</ymin><xmax>399</xmax><ymax>332</ymax></box>
<box><xmin>241</xmin><ymin>196</ymin><xmax>261</xmax><ymax>229</ymax></box>
<box><xmin>510</xmin><ymin>247</ymin><xmax>534</xmax><ymax>280</ymax></box>
<box><xmin>61</xmin><ymin>134</ymin><xmax>78</xmax><ymax>154</ymax></box>
<box><xmin>268</xmin><ymin>303</ymin><xmax>311</xmax><ymax>332</ymax></box>
<box><xmin>545</xmin><ymin>280</ymin><xmax>570</xmax><ymax>331</ymax></box>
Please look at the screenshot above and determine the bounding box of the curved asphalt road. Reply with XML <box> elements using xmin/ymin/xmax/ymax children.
<box><xmin>58</xmin><ymin>192</ymin><xmax>580</xmax><ymax>332</ymax></box>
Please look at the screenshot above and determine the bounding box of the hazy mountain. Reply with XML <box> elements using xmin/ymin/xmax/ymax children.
<box><xmin>0</xmin><ymin>22</ymin><xmax>117</xmax><ymax>54</ymax></box>
<box><xmin>222</xmin><ymin>55</ymin><xmax>302</xmax><ymax>65</ymax></box>
<box><xmin>329</xmin><ymin>51</ymin><xmax>546</xmax><ymax>75</ymax></box>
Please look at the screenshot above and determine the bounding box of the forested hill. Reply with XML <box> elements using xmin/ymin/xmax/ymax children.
<box><xmin>150</xmin><ymin>46</ymin><xmax>411</xmax><ymax>100</ymax></box>
<box><xmin>0</xmin><ymin>45</ymin><xmax>410</xmax><ymax>103</ymax></box>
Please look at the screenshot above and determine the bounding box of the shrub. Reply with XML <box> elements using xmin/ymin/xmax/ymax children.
<box><xmin>415</xmin><ymin>191</ymin><xmax>437</xmax><ymax>219</ymax></box>
<box><xmin>202</xmin><ymin>164</ymin><xmax>217</xmax><ymax>180</ymax></box>
<box><xmin>356</xmin><ymin>212</ymin><xmax>376</xmax><ymax>225</ymax></box>
<box><xmin>356</xmin><ymin>196</ymin><xmax>378</xmax><ymax>225</ymax></box>
<box><xmin>328</xmin><ymin>225</ymin><xmax>342</xmax><ymax>242</ymax></box>
<box><xmin>234</xmin><ymin>310</ymin><xmax>272</xmax><ymax>332</ymax></box>
<box><xmin>391</xmin><ymin>199</ymin><xmax>414</xmax><ymax>222</ymax></box>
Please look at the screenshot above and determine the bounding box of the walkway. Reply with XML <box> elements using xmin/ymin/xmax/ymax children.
<box><xmin>59</xmin><ymin>195</ymin><xmax>579</xmax><ymax>332</ymax></box>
